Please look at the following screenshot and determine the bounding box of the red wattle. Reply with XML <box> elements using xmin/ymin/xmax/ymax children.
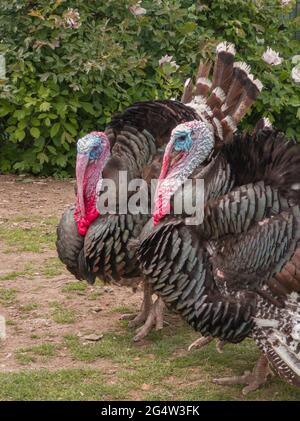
<box><xmin>74</xmin><ymin>193</ymin><xmax>100</xmax><ymax>236</ymax></box>
<box><xmin>76</xmin><ymin>208</ymin><xmax>100</xmax><ymax>236</ymax></box>
<box><xmin>153</xmin><ymin>193</ymin><xmax>170</xmax><ymax>226</ymax></box>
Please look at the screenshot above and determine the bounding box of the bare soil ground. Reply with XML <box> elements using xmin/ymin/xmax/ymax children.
<box><xmin>0</xmin><ymin>174</ymin><xmax>300</xmax><ymax>401</ymax></box>
<box><xmin>0</xmin><ymin>175</ymin><xmax>143</xmax><ymax>372</ymax></box>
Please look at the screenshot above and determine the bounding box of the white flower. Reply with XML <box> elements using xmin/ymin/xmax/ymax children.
<box><xmin>291</xmin><ymin>65</ymin><xmax>300</xmax><ymax>84</ymax></box>
<box><xmin>158</xmin><ymin>55</ymin><xmax>179</xmax><ymax>70</ymax></box>
<box><xmin>130</xmin><ymin>1</ymin><xmax>147</xmax><ymax>16</ymax></box>
<box><xmin>159</xmin><ymin>55</ymin><xmax>173</xmax><ymax>65</ymax></box>
<box><xmin>280</xmin><ymin>0</ymin><xmax>292</xmax><ymax>6</ymax></box>
<box><xmin>292</xmin><ymin>55</ymin><xmax>300</xmax><ymax>65</ymax></box>
<box><xmin>63</xmin><ymin>8</ymin><xmax>81</xmax><ymax>29</ymax></box>
<box><xmin>262</xmin><ymin>47</ymin><xmax>283</xmax><ymax>66</ymax></box>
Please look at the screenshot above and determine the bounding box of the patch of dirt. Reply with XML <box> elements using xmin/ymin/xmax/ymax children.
<box><xmin>0</xmin><ymin>174</ymin><xmax>75</xmax><ymax>218</ymax></box>
<box><xmin>0</xmin><ymin>175</ymin><xmax>144</xmax><ymax>372</ymax></box>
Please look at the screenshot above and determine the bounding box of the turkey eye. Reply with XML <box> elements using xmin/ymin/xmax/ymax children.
<box><xmin>177</xmin><ymin>135</ymin><xmax>186</xmax><ymax>141</ymax></box>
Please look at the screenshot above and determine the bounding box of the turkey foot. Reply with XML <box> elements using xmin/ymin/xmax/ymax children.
<box><xmin>213</xmin><ymin>354</ymin><xmax>272</xmax><ymax>395</ymax></box>
<box><xmin>188</xmin><ymin>336</ymin><xmax>226</xmax><ymax>353</ymax></box>
<box><xmin>133</xmin><ymin>296</ymin><xmax>165</xmax><ymax>342</ymax></box>
<box><xmin>120</xmin><ymin>281</ymin><xmax>152</xmax><ymax>326</ymax></box>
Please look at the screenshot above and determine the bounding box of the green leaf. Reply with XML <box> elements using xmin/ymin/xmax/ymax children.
<box><xmin>39</xmin><ymin>102</ymin><xmax>51</xmax><ymax>112</ymax></box>
<box><xmin>289</xmin><ymin>96</ymin><xmax>300</xmax><ymax>107</ymax></box>
<box><xmin>37</xmin><ymin>152</ymin><xmax>49</xmax><ymax>164</ymax></box>
<box><xmin>30</xmin><ymin>127</ymin><xmax>40</xmax><ymax>139</ymax></box>
<box><xmin>50</xmin><ymin>123</ymin><xmax>60</xmax><ymax>138</ymax></box>
<box><xmin>0</xmin><ymin>105</ymin><xmax>12</xmax><ymax>117</ymax></box>
<box><xmin>13</xmin><ymin>110</ymin><xmax>26</xmax><ymax>120</ymax></box>
<box><xmin>15</xmin><ymin>129</ymin><xmax>26</xmax><ymax>141</ymax></box>
<box><xmin>63</xmin><ymin>122</ymin><xmax>77</xmax><ymax>137</ymax></box>
<box><xmin>178</xmin><ymin>22</ymin><xmax>197</xmax><ymax>34</ymax></box>
<box><xmin>81</xmin><ymin>102</ymin><xmax>95</xmax><ymax>115</ymax></box>
<box><xmin>47</xmin><ymin>145</ymin><xmax>57</xmax><ymax>155</ymax></box>
<box><xmin>56</xmin><ymin>155</ymin><xmax>67</xmax><ymax>167</ymax></box>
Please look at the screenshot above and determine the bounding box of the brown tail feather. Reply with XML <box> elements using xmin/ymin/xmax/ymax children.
<box><xmin>181</xmin><ymin>78</ymin><xmax>194</xmax><ymax>103</ymax></box>
<box><xmin>211</xmin><ymin>42</ymin><xmax>236</xmax><ymax>94</ymax></box>
<box><xmin>221</xmin><ymin>115</ymin><xmax>237</xmax><ymax>143</ymax></box>
<box><xmin>207</xmin><ymin>87</ymin><xmax>226</xmax><ymax>110</ymax></box>
<box><xmin>195</xmin><ymin>77</ymin><xmax>212</xmax><ymax>96</ymax></box>
<box><xmin>222</xmin><ymin>62</ymin><xmax>251</xmax><ymax>116</ymax></box>
<box><xmin>196</xmin><ymin>60</ymin><xmax>212</xmax><ymax>79</ymax></box>
<box><xmin>232</xmin><ymin>77</ymin><xmax>263</xmax><ymax>123</ymax></box>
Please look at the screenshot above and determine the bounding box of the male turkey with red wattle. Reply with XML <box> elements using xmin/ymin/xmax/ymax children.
<box><xmin>137</xmin><ymin>42</ymin><xmax>300</xmax><ymax>393</ymax></box>
<box><xmin>56</xmin><ymin>98</ymin><xmax>200</xmax><ymax>341</ymax></box>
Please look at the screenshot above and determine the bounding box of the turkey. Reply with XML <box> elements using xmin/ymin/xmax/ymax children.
<box><xmin>56</xmin><ymin>99</ymin><xmax>200</xmax><ymax>341</ymax></box>
<box><xmin>137</xmin><ymin>42</ymin><xmax>300</xmax><ymax>393</ymax></box>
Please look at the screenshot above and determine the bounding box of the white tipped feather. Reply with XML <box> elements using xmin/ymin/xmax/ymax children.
<box><xmin>212</xmin><ymin>117</ymin><xmax>223</xmax><ymax>140</ymax></box>
<box><xmin>196</xmin><ymin>77</ymin><xmax>212</xmax><ymax>88</ymax></box>
<box><xmin>263</xmin><ymin>117</ymin><xmax>272</xmax><ymax>128</ymax></box>
<box><xmin>212</xmin><ymin>87</ymin><xmax>226</xmax><ymax>102</ymax></box>
<box><xmin>184</xmin><ymin>78</ymin><xmax>191</xmax><ymax>88</ymax></box>
<box><xmin>216</xmin><ymin>41</ymin><xmax>236</xmax><ymax>55</ymax></box>
<box><xmin>222</xmin><ymin>115</ymin><xmax>237</xmax><ymax>132</ymax></box>
<box><xmin>186</xmin><ymin>97</ymin><xmax>213</xmax><ymax>121</ymax></box>
<box><xmin>248</xmin><ymin>74</ymin><xmax>263</xmax><ymax>91</ymax></box>
<box><xmin>253</xmin><ymin>78</ymin><xmax>263</xmax><ymax>92</ymax></box>
<box><xmin>233</xmin><ymin>61</ymin><xmax>251</xmax><ymax>74</ymax></box>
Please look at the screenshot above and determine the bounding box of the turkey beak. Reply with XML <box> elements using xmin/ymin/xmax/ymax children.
<box><xmin>76</xmin><ymin>154</ymin><xmax>90</xmax><ymax>217</ymax></box>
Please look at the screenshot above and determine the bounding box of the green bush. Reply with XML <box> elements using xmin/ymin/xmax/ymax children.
<box><xmin>0</xmin><ymin>0</ymin><xmax>299</xmax><ymax>176</ymax></box>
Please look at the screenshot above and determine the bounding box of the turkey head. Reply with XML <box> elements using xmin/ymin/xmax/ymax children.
<box><xmin>153</xmin><ymin>120</ymin><xmax>214</xmax><ymax>225</ymax></box>
<box><xmin>74</xmin><ymin>132</ymin><xmax>110</xmax><ymax>236</ymax></box>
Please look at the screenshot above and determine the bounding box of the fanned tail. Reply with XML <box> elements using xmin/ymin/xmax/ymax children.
<box><xmin>181</xmin><ymin>41</ymin><xmax>263</xmax><ymax>143</ymax></box>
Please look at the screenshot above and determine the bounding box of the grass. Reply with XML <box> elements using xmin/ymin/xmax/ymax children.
<box><xmin>0</xmin><ymin>287</ymin><xmax>17</xmax><ymax>305</ymax></box>
<box><xmin>18</xmin><ymin>302</ymin><xmax>39</xmax><ymax>312</ymax></box>
<box><xmin>87</xmin><ymin>290</ymin><xmax>103</xmax><ymax>300</ymax></box>
<box><xmin>5</xmin><ymin>327</ymin><xmax>300</xmax><ymax>401</ymax></box>
<box><xmin>1</xmin><ymin>205</ymin><xmax>300</xmax><ymax>401</ymax></box>
<box><xmin>0</xmin><ymin>258</ymin><xmax>64</xmax><ymax>282</ymax></box>
<box><xmin>42</xmin><ymin>257</ymin><xmax>64</xmax><ymax>278</ymax></box>
<box><xmin>0</xmin><ymin>271</ymin><xmax>26</xmax><ymax>281</ymax></box>
<box><xmin>0</xmin><ymin>263</ymin><xmax>35</xmax><ymax>281</ymax></box>
<box><xmin>15</xmin><ymin>343</ymin><xmax>57</xmax><ymax>365</ymax></box>
<box><xmin>62</xmin><ymin>281</ymin><xmax>87</xmax><ymax>293</ymax></box>
<box><xmin>50</xmin><ymin>302</ymin><xmax>76</xmax><ymax>324</ymax></box>
<box><xmin>111</xmin><ymin>305</ymin><xmax>135</xmax><ymax>314</ymax></box>
<box><xmin>0</xmin><ymin>369</ymin><xmax>128</xmax><ymax>400</ymax></box>
<box><xmin>62</xmin><ymin>325</ymin><xmax>300</xmax><ymax>401</ymax></box>
<box><xmin>0</xmin><ymin>217</ymin><xmax>57</xmax><ymax>253</ymax></box>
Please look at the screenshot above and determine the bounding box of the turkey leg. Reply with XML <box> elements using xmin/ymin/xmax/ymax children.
<box><xmin>127</xmin><ymin>281</ymin><xmax>153</xmax><ymax>327</ymax></box>
<box><xmin>213</xmin><ymin>353</ymin><xmax>273</xmax><ymax>395</ymax></box>
<box><xmin>120</xmin><ymin>281</ymin><xmax>165</xmax><ymax>341</ymax></box>
<box><xmin>133</xmin><ymin>295</ymin><xmax>165</xmax><ymax>342</ymax></box>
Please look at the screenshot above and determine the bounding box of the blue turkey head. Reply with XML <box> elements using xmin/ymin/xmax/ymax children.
<box><xmin>173</xmin><ymin>128</ymin><xmax>193</xmax><ymax>152</ymax></box>
<box><xmin>75</xmin><ymin>131</ymin><xmax>110</xmax><ymax>236</ymax></box>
